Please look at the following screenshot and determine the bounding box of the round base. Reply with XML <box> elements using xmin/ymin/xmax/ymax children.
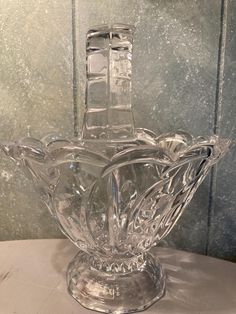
<box><xmin>67</xmin><ymin>251</ymin><xmax>165</xmax><ymax>314</ymax></box>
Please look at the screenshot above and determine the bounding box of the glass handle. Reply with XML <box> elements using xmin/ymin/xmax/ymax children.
<box><xmin>82</xmin><ymin>24</ymin><xmax>135</xmax><ymax>140</ymax></box>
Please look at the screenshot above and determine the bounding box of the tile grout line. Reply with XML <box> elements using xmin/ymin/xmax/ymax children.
<box><xmin>206</xmin><ymin>0</ymin><xmax>228</xmax><ymax>255</ymax></box>
<box><xmin>71</xmin><ymin>0</ymin><xmax>79</xmax><ymax>137</ymax></box>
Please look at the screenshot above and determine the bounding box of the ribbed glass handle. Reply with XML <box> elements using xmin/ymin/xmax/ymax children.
<box><xmin>82</xmin><ymin>24</ymin><xmax>135</xmax><ymax>140</ymax></box>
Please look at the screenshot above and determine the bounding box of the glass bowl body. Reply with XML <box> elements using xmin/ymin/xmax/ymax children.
<box><xmin>2</xmin><ymin>129</ymin><xmax>229</xmax><ymax>259</ymax></box>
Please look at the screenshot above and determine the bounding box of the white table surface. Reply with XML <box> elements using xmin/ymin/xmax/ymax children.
<box><xmin>0</xmin><ymin>239</ymin><xmax>235</xmax><ymax>314</ymax></box>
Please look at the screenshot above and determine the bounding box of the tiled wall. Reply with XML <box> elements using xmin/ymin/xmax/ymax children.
<box><xmin>0</xmin><ymin>0</ymin><xmax>235</xmax><ymax>259</ymax></box>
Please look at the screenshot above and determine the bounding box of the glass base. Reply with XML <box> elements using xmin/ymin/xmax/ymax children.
<box><xmin>67</xmin><ymin>251</ymin><xmax>165</xmax><ymax>314</ymax></box>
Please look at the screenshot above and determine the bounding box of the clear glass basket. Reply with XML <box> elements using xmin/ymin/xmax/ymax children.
<box><xmin>1</xmin><ymin>24</ymin><xmax>230</xmax><ymax>313</ymax></box>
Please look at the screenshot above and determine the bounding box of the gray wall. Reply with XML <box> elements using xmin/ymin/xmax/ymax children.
<box><xmin>0</xmin><ymin>0</ymin><xmax>235</xmax><ymax>260</ymax></box>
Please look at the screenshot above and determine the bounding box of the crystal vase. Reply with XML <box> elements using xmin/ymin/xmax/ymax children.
<box><xmin>1</xmin><ymin>24</ymin><xmax>230</xmax><ymax>313</ymax></box>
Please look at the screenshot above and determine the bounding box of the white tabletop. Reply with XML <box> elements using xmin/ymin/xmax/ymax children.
<box><xmin>0</xmin><ymin>239</ymin><xmax>235</xmax><ymax>314</ymax></box>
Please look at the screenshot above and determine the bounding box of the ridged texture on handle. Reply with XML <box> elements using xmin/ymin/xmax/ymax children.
<box><xmin>82</xmin><ymin>24</ymin><xmax>135</xmax><ymax>140</ymax></box>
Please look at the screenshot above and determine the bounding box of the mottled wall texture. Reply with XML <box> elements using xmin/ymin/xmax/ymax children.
<box><xmin>0</xmin><ymin>0</ymin><xmax>235</xmax><ymax>260</ymax></box>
